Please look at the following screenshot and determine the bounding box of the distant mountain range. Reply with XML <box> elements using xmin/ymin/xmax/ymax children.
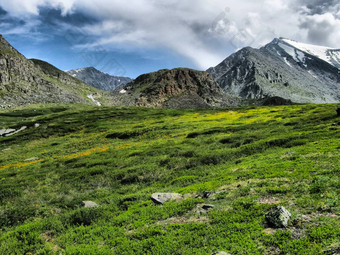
<box><xmin>0</xmin><ymin>34</ymin><xmax>339</xmax><ymax>109</ymax></box>
<box><xmin>207</xmin><ymin>38</ymin><xmax>340</xmax><ymax>104</ymax></box>
<box><xmin>66</xmin><ymin>67</ymin><xmax>132</xmax><ymax>91</ymax></box>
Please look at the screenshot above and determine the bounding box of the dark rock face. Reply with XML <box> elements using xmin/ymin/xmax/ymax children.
<box><xmin>207</xmin><ymin>38</ymin><xmax>340</xmax><ymax>104</ymax></box>
<box><xmin>111</xmin><ymin>68</ymin><xmax>241</xmax><ymax>108</ymax></box>
<box><xmin>66</xmin><ymin>67</ymin><xmax>132</xmax><ymax>91</ymax></box>
<box><xmin>0</xmin><ymin>34</ymin><xmax>103</xmax><ymax>109</ymax></box>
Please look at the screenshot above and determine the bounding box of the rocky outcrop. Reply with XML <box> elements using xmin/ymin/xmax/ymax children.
<box><xmin>0</xmin><ymin>34</ymin><xmax>104</xmax><ymax>109</ymax></box>
<box><xmin>66</xmin><ymin>67</ymin><xmax>132</xmax><ymax>91</ymax></box>
<box><xmin>111</xmin><ymin>68</ymin><xmax>241</xmax><ymax>108</ymax></box>
<box><xmin>207</xmin><ymin>38</ymin><xmax>340</xmax><ymax>104</ymax></box>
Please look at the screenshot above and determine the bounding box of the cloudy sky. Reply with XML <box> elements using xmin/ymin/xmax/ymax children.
<box><xmin>0</xmin><ymin>0</ymin><xmax>339</xmax><ymax>78</ymax></box>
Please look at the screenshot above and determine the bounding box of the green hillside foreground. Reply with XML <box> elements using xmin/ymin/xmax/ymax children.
<box><xmin>0</xmin><ymin>104</ymin><xmax>339</xmax><ymax>254</ymax></box>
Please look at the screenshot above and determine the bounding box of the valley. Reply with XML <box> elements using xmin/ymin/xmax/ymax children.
<box><xmin>0</xmin><ymin>103</ymin><xmax>339</xmax><ymax>254</ymax></box>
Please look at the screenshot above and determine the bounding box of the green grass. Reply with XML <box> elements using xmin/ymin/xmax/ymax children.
<box><xmin>0</xmin><ymin>103</ymin><xmax>339</xmax><ymax>254</ymax></box>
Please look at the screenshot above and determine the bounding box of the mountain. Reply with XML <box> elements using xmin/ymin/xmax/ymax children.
<box><xmin>66</xmin><ymin>67</ymin><xmax>132</xmax><ymax>91</ymax></box>
<box><xmin>207</xmin><ymin>38</ymin><xmax>340</xmax><ymax>104</ymax></box>
<box><xmin>111</xmin><ymin>68</ymin><xmax>241</xmax><ymax>108</ymax></box>
<box><xmin>0</xmin><ymin>35</ymin><xmax>105</xmax><ymax>109</ymax></box>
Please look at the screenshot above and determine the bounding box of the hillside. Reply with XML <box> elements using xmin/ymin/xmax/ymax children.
<box><xmin>66</xmin><ymin>67</ymin><xmax>132</xmax><ymax>92</ymax></box>
<box><xmin>0</xmin><ymin>35</ymin><xmax>105</xmax><ymax>109</ymax></box>
<box><xmin>207</xmin><ymin>38</ymin><xmax>340</xmax><ymax>104</ymax></box>
<box><xmin>111</xmin><ymin>68</ymin><xmax>241</xmax><ymax>108</ymax></box>
<box><xmin>0</xmin><ymin>103</ymin><xmax>339</xmax><ymax>254</ymax></box>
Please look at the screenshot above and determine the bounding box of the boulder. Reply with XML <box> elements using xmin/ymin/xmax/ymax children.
<box><xmin>151</xmin><ymin>193</ymin><xmax>182</xmax><ymax>204</ymax></box>
<box><xmin>265</xmin><ymin>206</ymin><xmax>291</xmax><ymax>228</ymax></box>
<box><xmin>202</xmin><ymin>204</ymin><xmax>215</xmax><ymax>210</ymax></box>
<box><xmin>212</xmin><ymin>252</ymin><xmax>231</xmax><ymax>255</ymax></box>
<box><xmin>82</xmin><ymin>201</ymin><xmax>98</xmax><ymax>208</ymax></box>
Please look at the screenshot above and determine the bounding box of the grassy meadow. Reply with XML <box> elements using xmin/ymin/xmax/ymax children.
<box><xmin>0</xmin><ymin>103</ymin><xmax>339</xmax><ymax>254</ymax></box>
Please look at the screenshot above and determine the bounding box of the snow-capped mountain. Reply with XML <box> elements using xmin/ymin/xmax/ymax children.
<box><xmin>66</xmin><ymin>67</ymin><xmax>132</xmax><ymax>91</ymax></box>
<box><xmin>276</xmin><ymin>38</ymin><xmax>340</xmax><ymax>69</ymax></box>
<box><xmin>207</xmin><ymin>38</ymin><xmax>340</xmax><ymax>104</ymax></box>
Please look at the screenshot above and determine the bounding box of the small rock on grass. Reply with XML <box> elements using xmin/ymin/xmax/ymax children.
<box><xmin>82</xmin><ymin>201</ymin><xmax>99</xmax><ymax>208</ymax></box>
<box><xmin>265</xmin><ymin>206</ymin><xmax>291</xmax><ymax>228</ymax></box>
<box><xmin>24</xmin><ymin>157</ymin><xmax>39</xmax><ymax>162</ymax></box>
<box><xmin>212</xmin><ymin>252</ymin><xmax>231</xmax><ymax>255</ymax></box>
<box><xmin>151</xmin><ymin>193</ymin><xmax>182</xmax><ymax>204</ymax></box>
<box><xmin>202</xmin><ymin>204</ymin><xmax>215</xmax><ymax>210</ymax></box>
<box><xmin>202</xmin><ymin>191</ymin><xmax>214</xmax><ymax>198</ymax></box>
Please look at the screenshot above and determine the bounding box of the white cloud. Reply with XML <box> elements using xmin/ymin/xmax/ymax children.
<box><xmin>0</xmin><ymin>0</ymin><xmax>75</xmax><ymax>16</ymax></box>
<box><xmin>0</xmin><ymin>0</ymin><xmax>339</xmax><ymax>69</ymax></box>
<box><xmin>299</xmin><ymin>13</ymin><xmax>340</xmax><ymax>46</ymax></box>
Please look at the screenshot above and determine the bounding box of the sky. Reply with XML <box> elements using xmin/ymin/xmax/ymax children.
<box><xmin>0</xmin><ymin>0</ymin><xmax>339</xmax><ymax>78</ymax></box>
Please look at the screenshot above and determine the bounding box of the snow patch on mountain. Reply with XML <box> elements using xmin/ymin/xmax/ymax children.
<box><xmin>279</xmin><ymin>38</ymin><xmax>340</xmax><ymax>69</ymax></box>
<box><xmin>87</xmin><ymin>94</ymin><xmax>101</xmax><ymax>106</ymax></box>
<box><xmin>283</xmin><ymin>57</ymin><xmax>291</xmax><ymax>67</ymax></box>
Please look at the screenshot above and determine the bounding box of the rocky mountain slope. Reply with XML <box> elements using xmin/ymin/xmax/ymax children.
<box><xmin>207</xmin><ymin>38</ymin><xmax>340</xmax><ymax>104</ymax></box>
<box><xmin>111</xmin><ymin>68</ymin><xmax>241</xmax><ymax>108</ymax></box>
<box><xmin>0</xmin><ymin>35</ymin><xmax>105</xmax><ymax>109</ymax></box>
<box><xmin>66</xmin><ymin>67</ymin><xmax>132</xmax><ymax>91</ymax></box>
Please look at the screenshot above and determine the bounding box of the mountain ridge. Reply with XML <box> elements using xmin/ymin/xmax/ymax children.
<box><xmin>0</xmin><ymin>34</ymin><xmax>106</xmax><ymax>109</ymax></box>
<box><xmin>66</xmin><ymin>67</ymin><xmax>132</xmax><ymax>91</ymax></box>
<box><xmin>207</xmin><ymin>38</ymin><xmax>340</xmax><ymax>104</ymax></box>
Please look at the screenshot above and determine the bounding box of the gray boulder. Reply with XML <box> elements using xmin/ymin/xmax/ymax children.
<box><xmin>265</xmin><ymin>206</ymin><xmax>291</xmax><ymax>228</ymax></box>
<box><xmin>151</xmin><ymin>193</ymin><xmax>182</xmax><ymax>204</ymax></box>
<box><xmin>82</xmin><ymin>201</ymin><xmax>98</xmax><ymax>208</ymax></box>
<box><xmin>212</xmin><ymin>252</ymin><xmax>231</xmax><ymax>255</ymax></box>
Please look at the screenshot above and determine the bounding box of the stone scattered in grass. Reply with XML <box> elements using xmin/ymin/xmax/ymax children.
<box><xmin>151</xmin><ymin>193</ymin><xmax>182</xmax><ymax>204</ymax></box>
<box><xmin>81</xmin><ymin>201</ymin><xmax>99</xmax><ymax>208</ymax></box>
